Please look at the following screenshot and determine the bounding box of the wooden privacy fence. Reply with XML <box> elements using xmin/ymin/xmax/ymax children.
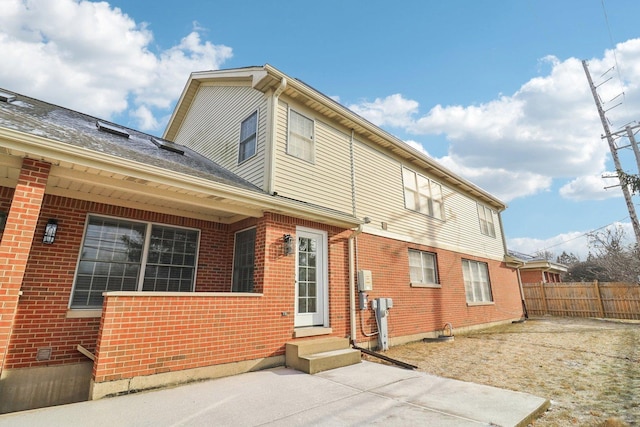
<box><xmin>522</xmin><ymin>281</ymin><xmax>640</xmax><ymax>320</ymax></box>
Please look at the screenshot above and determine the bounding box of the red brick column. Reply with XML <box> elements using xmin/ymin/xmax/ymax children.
<box><xmin>0</xmin><ymin>159</ymin><xmax>51</xmax><ymax>375</ymax></box>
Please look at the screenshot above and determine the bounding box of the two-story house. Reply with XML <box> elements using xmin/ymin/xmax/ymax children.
<box><xmin>0</xmin><ymin>65</ymin><xmax>523</xmax><ymax>413</ymax></box>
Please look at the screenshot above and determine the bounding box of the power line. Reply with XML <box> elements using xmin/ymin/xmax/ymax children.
<box><xmin>539</xmin><ymin>216</ymin><xmax>630</xmax><ymax>253</ymax></box>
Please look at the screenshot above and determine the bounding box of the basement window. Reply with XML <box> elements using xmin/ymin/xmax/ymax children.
<box><xmin>150</xmin><ymin>137</ymin><xmax>185</xmax><ymax>155</ymax></box>
<box><xmin>96</xmin><ymin>120</ymin><xmax>130</xmax><ymax>138</ymax></box>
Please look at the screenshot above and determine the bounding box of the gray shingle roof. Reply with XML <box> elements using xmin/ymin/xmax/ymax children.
<box><xmin>0</xmin><ymin>89</ymin><xmax>265</xmax><ymax>193</ymax></box>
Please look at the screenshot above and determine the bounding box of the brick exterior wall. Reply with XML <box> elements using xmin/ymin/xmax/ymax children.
<box><xmin>2</xmin><ymin>175</ymin><xmax>522</xmax><ymax>385</ymax></box>
<box><xmin>92</xmin><ymin>212</ymin><xmax>351</xmax><ymax>383</ymax></box>
<box><xmin>353</xmin><ymin>233</ymin><xmax>523</xmax><ymax>345</ymax></box>
<box><xmin>3</xmin><ymin>191</ymin><xmax>236</xmax><ymax>370</ymax></box>
<box><xmin>0</xmin><ymin>160</ymin><xmax>50</xmax><ymax>375</ymax></box>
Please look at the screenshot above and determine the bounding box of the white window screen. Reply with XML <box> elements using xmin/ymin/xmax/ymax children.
<box><xmin>477</xmin><ymin>204</ymin><xmax>496</xmax><ymax>238</ymax></box>
<box><xmin>409</xmin><ymin>249</ymin><xmax>438</xmax><ymax>284</ymax></box>
<box><xmin>402</xmin><ymin>168</ymin><xmax>444</xmax><ymax>220</ymax></box>
<box><xmin>462</xmin><ymin>260</ymin><xmax>492</xmax><ymax>303</ymax></box>
<box><xmin>288</xmin><ymin>110</ymin><xmax>314</xmax><ymax>162</ymax></box>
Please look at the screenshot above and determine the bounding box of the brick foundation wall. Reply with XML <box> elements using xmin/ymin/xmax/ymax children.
<box><xmin>354</xmin><ymin>233</ymin><xmax>523</xmax><ymax>345</ymax></box>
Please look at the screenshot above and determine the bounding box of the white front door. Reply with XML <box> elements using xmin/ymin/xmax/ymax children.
<box><xmin>294</xmin><ymin>228</ymin><xmax>328</xmax><ymax>327</ymax></box>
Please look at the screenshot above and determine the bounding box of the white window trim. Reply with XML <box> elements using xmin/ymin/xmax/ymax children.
<box><xmin>408</xmin><ymin>249</ymin><xmax>439</xmax><ymax>287</ymax></box>
<box><xmin>287</xmin><ymin>108</ymin><xmax>316</xmax><ymax>164</ymax></box>
<box><xmin>238</xmin><ymin>110</ymin><xmax>258</xmax><ymax>164</ymax></box>
<box><xmin>477</xmin><ymin>204</ymin><xmax>496</xmax><ymax>238</ymax></box>
<box><xmin>69</xmin><ymin>213</ymin><xmax>200</xmax><ymax>309</ymax></box>
<box><xmin>402</xmin><ymin>167</ymin><xmax>444</xmax><ymax>220</ymax></box>
<box><xmin>462</xmin><ymin>259</ymin><xmax>493</xmax><ymax>303</ymax></box>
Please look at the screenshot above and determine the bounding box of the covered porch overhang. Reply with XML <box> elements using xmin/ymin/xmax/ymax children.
<box><xmin>0</xmin><ymin>127</ymin><xmax>361</xmax><ymax>228</ymax></box>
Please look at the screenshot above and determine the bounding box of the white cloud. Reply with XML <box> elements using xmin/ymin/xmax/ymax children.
<box><xmin>507</xmin><ymin>221</ymin><xmax>635</xmax><ymax>260</ymax></box>
<box><xmin>559</xmin><ymin>174</ymin><xmax>622</xmax><ymax>201</ymax></box>
<box><xmin>130</xmin><ymin>105</ymin><xmax>159</xmax><ymax>131</ymax></box>
<box><xmin>0</xmin><ymin>0</ymin><xmax>232</xmax><ymax>132</ymax></box>
<box><xmin>348</xmin><ymin>41</ymin><xmax>640</xmax><ymax>203</ymax></box>
<box><xmin>348</xmin><ymin>94</ymin><xmax>418</xmax><ymax>128</ymax></box>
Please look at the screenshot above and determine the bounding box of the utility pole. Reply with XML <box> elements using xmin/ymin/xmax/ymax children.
<box><xmin>582</xmin><ymin>60</ymin><xmax>640</xmax><ymax>245</ymax></box>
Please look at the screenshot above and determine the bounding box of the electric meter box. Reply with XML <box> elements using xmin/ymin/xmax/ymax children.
<box><xmin>357</xmin><ymin>270</ymin><xmax>373</xmax><ymax>291</ymax></box>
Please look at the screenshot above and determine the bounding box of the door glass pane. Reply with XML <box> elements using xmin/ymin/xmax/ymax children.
<box><xmin>298</xmin><ymin>235</ymin><xmax>317</xmax><ymax>314</ymax></box>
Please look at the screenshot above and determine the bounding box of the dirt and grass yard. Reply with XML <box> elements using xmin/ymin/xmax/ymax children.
<box><xmin>379</xmin><ymin>316</ymin><xmax>639</xmax><ymax>426</ymax></box>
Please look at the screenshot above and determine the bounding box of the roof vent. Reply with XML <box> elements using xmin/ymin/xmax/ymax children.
<box><xmin>96</xmin><ymin>120</ymin><xmax>130</xmax><ymax>138</ymax></box>
<box><xmin>150</xmin><ymin>137</ymin><xmax>185</xmax><ymax>155</ymax></box>
<box><xmin>0</xmin><ymin>91</ymin><xmax>16</xmax><ymax>103</ymax></box>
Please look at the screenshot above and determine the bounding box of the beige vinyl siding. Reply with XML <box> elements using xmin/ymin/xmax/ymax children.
<box><xmin>353</xmin><ymin>140</ymin><xmax>505</xmax><ymax>260</ymax></box>
<box><xmin>172</xmin><ymin>84</ymin><xmax>267</xmax><ymax>188</ymax></box>
<box><xmin>273</xmin><ymin>100</ymin><xmax>353</xmax><ymax>214</ymax></box>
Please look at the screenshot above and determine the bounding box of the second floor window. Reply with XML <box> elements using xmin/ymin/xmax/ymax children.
<box><xmin>477</xmin><ymin>204</ymin><xmax>496</xmax><ymax>237</ymax></box>
<box><xmin>238</xmin><ymin>111</ymin><xmax>258</xmax><ymax>163</ymax></box>
<box><xmin>288</xmin><ymin>109</ymin><xmax>314</xmax><ymax>163</ymax></box>
<box><xmin>402</xmin><ymin>167</ymin><xmax>443</xmax><ymax>220</ymax></box>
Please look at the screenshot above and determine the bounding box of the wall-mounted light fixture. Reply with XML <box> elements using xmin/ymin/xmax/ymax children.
<box><xmin>283</xmin><ymin>234</ymin><xmax>293</xmax><ymax>256</ymax></box>
<box><xmin>43</xmin><ymin>219</ymin><xmax>58</xmax><ymax>244</ymax></box>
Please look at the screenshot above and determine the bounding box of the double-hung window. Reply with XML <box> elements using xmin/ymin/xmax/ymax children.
<box><xmin>288</xmin><ymin>109</ymin><xmax>314</xmax><ymax>163</ymax></box>
<box><xmin>477</xmin><ymin>204</ymin><xmax>496</xmax><ymax>237</ymax></box>
<box><xmin>462</xmin><ymin>259</ymin><xmax>493</xmax><ymax>303</ymax></box>
<box><xmin>232</xmin><ymin>227</ymin><xmax>256</xmax><ymax>292</ymax></box>
<box><xmin>70</xmin><ymin>216</ymin><xmax>199</xmax><ymax>309</ymax></box>
<box><xmin>238</xmin><ymin>111</ymin><xmax>258</xmax><ymax>163</ymax></box>
<box><xmin>402</xmin><ymin>167</ymin><xmax>443</xmax><ymax>220</ymax></box>
<box><xmin>408</xmin><ymin>249</ymin><xmax>438</xmax><ymax>287</ymax></box>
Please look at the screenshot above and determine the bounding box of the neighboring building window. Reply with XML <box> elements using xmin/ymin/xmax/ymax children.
<box><xmin>462</xmin><ymin>259</ymin><xmax>493</xmax><ymax>303</ymax></box>
<box><xmin>232</xmin><ymin>227</ymin><xmax>256</xmax><ymax>292</ymax></box>
<box><xmin>402</xmin><ymin>167</ymin><xmax>444</xmax><ymax>220</ymax></box>
<box><xmin>288</xmin><ymin>109</ymin><xmax>314</xmax><ymax>163</ymax></box>
<box><xmin>238</xmin><ymin>111</ymin><xmax>258</xmax><ymax>163</ymax></box>
<box><xmin>477</xmin><ymin>204</ymin><xmax>496</xmax><ymax>237</ymax></box>
<box><xmin>408</xmin><ymin>249</ymin><xmax>438</xmax><ymax>285</ymax></box>
<box><xmin>70</xmin><ymin>216</ymin><xmax>199</xmax><ymax>309</ymax></box>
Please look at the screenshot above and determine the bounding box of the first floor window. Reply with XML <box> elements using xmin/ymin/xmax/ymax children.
<box><xmin>477</xmin><ymin>204</ymin><xmax>496</xmax><ymax>237</ymax></box>
<box><xmin>238</xmin><ymin>111</ymin><xmax>258</xmax><ymax>163</ymax></box>
<box><xmin>402</xmin><ymin>167</ymin><xmax>444</xmax><ymax>220</ymax></box>
<box><xmin>462</xmin><ymin>259</ymin><xmax>493</xmax><ymax>303</ymax></box>
<box><xmin>408</xmin><ymin>249</ymin><xmax>438</xmax><ymax>285</ymax></box>
<box><xmin>288</xmin><ymin>109</ymin><xmax>314</xmax><ymax>163</ymax></box>
<box><xmin>71</xmin><ymin>216</ymin><xmax>199</xmax><ymax>309</ymax></box>
<box><xmin>232</xmin><ymin>227</ymin><xmax>256</xmax><ymax>292</ymax></box>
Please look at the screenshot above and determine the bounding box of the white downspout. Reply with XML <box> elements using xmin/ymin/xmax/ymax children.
<box><xmin>349</xmin><ymin>225</ymin><xmax>364</xmax><ymax>346</ymax></box>
<box><xmin>265</xmin><ymin>78</ymin><xmax>287</xmax><ymax>194</ymax></box>
<box><xmin>348</xmin><ymin>129</ymin><xmax>361</xmax><ymax>345</ymax></box>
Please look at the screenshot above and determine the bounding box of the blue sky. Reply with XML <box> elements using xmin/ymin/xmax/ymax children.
<box><xmin>2</xmin><ymin>0</ymin><xmax>640</xmax><ymax>259</ymax></box>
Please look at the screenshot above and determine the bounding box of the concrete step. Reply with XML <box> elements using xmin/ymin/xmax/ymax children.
<box><xmin>285</xmin><ymin>337</ymin><xmax>361</xmax><ymax>374</ymax></box>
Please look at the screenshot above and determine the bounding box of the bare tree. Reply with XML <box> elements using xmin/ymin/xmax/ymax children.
<box><xmin>586</xmin><ymin>225</ymin><xmax>640</xmax><ymax>282</ymax></box>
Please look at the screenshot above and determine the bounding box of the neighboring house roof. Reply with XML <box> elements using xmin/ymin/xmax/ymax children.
<box><xmin>505</xmin><ymin>250</ymin><xmax>568</xmax><ymax>274</ymax></box>
<box><xmin>164</xmin><ymin>64</ymin><xmax>507</xmax><ymax>211</ymax></box>
<box><xmin>0</xmin><ymin>89</ymin><xmax>361</xmax><ymax>228</ymax></box>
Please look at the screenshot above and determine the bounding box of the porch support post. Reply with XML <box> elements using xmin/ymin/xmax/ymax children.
<box><xmin>0</xmin><ymin>158</ymin><xmax>51</xmax><ymax>376</ymax></box>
